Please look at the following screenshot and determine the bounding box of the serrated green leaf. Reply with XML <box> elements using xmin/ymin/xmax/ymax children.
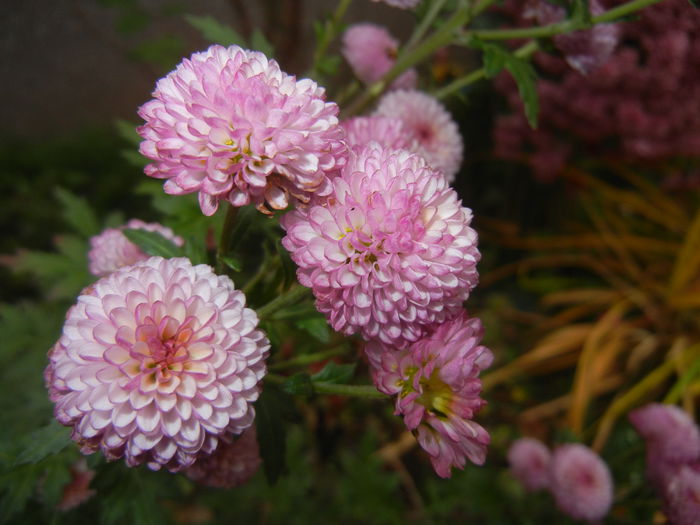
<box><xmin>14</xmin><ymin>422</ymin><xmax>71</xmax><ymax>465</ymax></box>
<box><xmin>295</xmin><ymin>316</ymin><xmax>331</xmax><ymax>343</ymax></box>
<box><xmin>311</xmin><ymin>361</ymin><xmax>356</xmax><ymax>384</ymax></box>
<box><xmin>255</xmin><ymin>387</ymin><xmax>289</xmax><ymax>484</ymax></box>
<box><xmin>122</xmin><ymin>228</ymin><xmax>184</xmax><ymax>258</ymax></box>
<box><xmin>251</xmin><ymin>29</ymin><xmax>274</xmax><ymax>57</ymax></box>
<box><xmin>0</xmin><ymin>464</ymin><xmax>41</xmax><ymax>521</ymax></box>
<box><xmin>281</xmin><ymin>373</ymin><xmax>314</xmax><ymax>396</ymax></box>
<box><xmin>54</xmin><ymin>187</ymin><xmax>100</xmax><ymax>238</ymax></box>
<box><xmin>184</xmin><ymin>14</ymin><xmax>246</xmax><ymax>46</ymax></box>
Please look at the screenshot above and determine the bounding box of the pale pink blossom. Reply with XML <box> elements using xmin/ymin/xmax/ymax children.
<box><xmin>138</xmin><ymin>45</ymin><xmax>346</xmax><ymax>215</ymax></box>
<box><xmin>375</xmin><ymin>90</ymin><xmax>463</xmax><ymax>182</ymax></box>
<box><xmin>88</xmin><ymin>219</ymin><xmax>184</xmax><ymax>277</ymax></box>
<box><xmin>366</xmin><ymin>311</ymin><xmax>493</xmax><ymax>477</ymax></box>
<box><xmin>507</xmin><ymin>437</ymin><xmax>552</xmax><ymax>491</ymax></box>
<box><xmin>371</xmin><ymin>0</ymin><xmax>420</xmax><ymax>8</ymax></box>
<box><xmin>342</xmin><ymin>24</ymin><xmax>417</xmax><ymax>90</ymax></box>
<box><xmin>281</xmin><ymin>143</ymin><xmax>480</xmax><ymax>349</ymax></box>
<box><xmin>661</xmin><ymin>462</ymin><xmax>700</xmax><ymax>525</ymax></box>
<box><xmin>341</xmin><ymin>116</ymin><xmax>416</xmax><ymax>151</ymax></box>
<box><xmin>185</xmin><ymin>426</ymin><xmax>261</xmax><ymax>488</ymax></box>
<box><xmin>550</xmin><ymin>444</ymin><xmax>614</xmax><ymax>522</ymax></box>
<box><xmin>45</xmin><ymin>257</ymin><xmax>270</xmax><ymax>472</ymax></box>
<box><xmin>629</xmin><ymin>403</ymin><xmax>700</xmax><ymax>464</ymax></box>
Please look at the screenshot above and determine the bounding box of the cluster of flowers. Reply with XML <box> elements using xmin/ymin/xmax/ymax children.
<box><xmin>507</xmin><ymin>438</ymin><xmax>613</xmax><ymax>522</ymax></box>
<box><xmin>494</xmin><ymin>0</ymin><xmax>700</xmax><ymax>181</ymax></box>
<box><xmin>45</xmin><ymin>0</ymin><xmax>486</xmax><ymax>485</ymax></box>
<box><xmin>629</xmin><ymin>403</ymin><xmax>700</xmax><ymax>525</ymax></box>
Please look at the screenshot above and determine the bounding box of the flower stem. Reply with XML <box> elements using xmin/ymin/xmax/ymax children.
<box><xmin>269</xmin><ymin>347</ymin><xmax>348</xmax><ymax>371</ymax></box>
<box><xmin>433</xmin><ymin>40</ymin><xmax>539</xmax><ymax>100</ymax></box>
<box><xmin>310</xmin><ymin>0</ymin><xmax>353</xmax><ymax>81</ymax></box>
<box><xmin>257</xmin><ymin>284</ymin><xmax>310</xmax><ymax>320</ymax></box>
<box><xmin>403</xmin><ymin>0</ymin><xmax>448</xmax><ymax>52</ymax></box>
<box><xmin>312</xmin><ymin>381</ymin><xmax>386</xmax><ymax>399</ymax></box>
<box><xmin>215</xmin><ymin>204</ymin><xmax>239</xmax><ymax>274</ymax></box>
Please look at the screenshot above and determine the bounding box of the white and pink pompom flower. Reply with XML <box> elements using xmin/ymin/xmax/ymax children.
<box><xmin>341</xmin><ymin>116</ymin><xmax>416</xmax><ymax>152</ymax></box>
<box><xmin>366</xmin><ymin>311</ymin><xmax>493</xmax><ymax>478</ymax></box>
<box><xmin>342</xmin><ymin>24</ymin><xmax>417</xmax><ymax>90</ymax></box>
<box><xmin>87</xmin><ymin>219</ymin><xmax>184</xmax><ymax>277</ymax></box>
<box><xmin>280</xmin><ymin>143</ymin><xmax>480</xmax><ymax>349</ymax></box>
<box><xmin>138</xmin><ymin>44</ymin><xmax>346</xmax><ymax>216</ymax></box>
<box><xmin>185</xmin><ymin>426</ymin><xmax>261</xmax><ymax>488</ymax></box>
<box><xmin>375</xmin><ymin>90</ymin><xmax>463</xmax><ymax>182</ymax></box>
<box><xmin>507</xmin><ymin>437</ymin><xmax>552</xmax><ymax>491</ymax></box>
<box><xmin>550</xmin><ymin>444</ymin><xmax>614</xmax><ymax>522</ymax></box>
<box><xmin>45</xmin><ymin>256</ymin><xmax>270</xmax><ymax>472</ymax></box>
<box><xmin>371</xmin><ymin>0</ymin><xmax>421</xmax><ymax>8</ymax></box>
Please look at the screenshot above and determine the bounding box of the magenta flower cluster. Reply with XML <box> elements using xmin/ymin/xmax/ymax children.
<box><xmin>629</xmin><ymin>403</ymin><xmax>700</xmax><ymax>525</ymax></box>
<box><xmin>508</xmin><ymin>438</ymin><xmax>614</xmax><ymax>522</ymax></box>
<box><xmin>494</xmin><ymin>0</ymin><xmax>700</xmax><ymax>181</ymax></box>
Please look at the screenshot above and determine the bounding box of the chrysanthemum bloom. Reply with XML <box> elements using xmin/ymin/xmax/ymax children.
<box><xmin>661</xmin><ymin>462</ymin><xmax>700</xmax><ymax>525</ymax></box>
<box><xmin>629</xmin><ymin>403</ymin><xmax>700</xmax><ymax>463</ymax></box>
<box><xmin>138</xmin><ymin>45</ymin><xmax>346</xmax><ymax>215</ymax></box>
<box><xmin>341</xmin><ymin>116</ymin><xmax>416</xmax><ymax>151</ymax></box>
<box><xmin>45</xmin><ymin>256</ymin><xmax>270</xmax><ymax>472</ymax></box>
<box><xmin>280</xmin><ymin>143</ymin><xmax>480</xmax><ymax>349</ymax></box>
<box><xmin>523</xmin><ymin>0</ymin><xmax>619</xmax><ymax>75</ymax></box>
<box><xmin>366</xmin><ymin>311</ymin><xmax>493</xmax><ymax>478</ymax></box>
<box><xmin>507</xmin><ymin>437</ymin><xmax>552</xmax><ymax>491</ymax></box>
<box><xmin>342</xmin><ymin>24</ymin><xmax>417</xmax><ymax>90</ymax></box>
<box><xmin>185</xmin><ymin>426</ymin><xmax>261</xmax><ymax>488</ymax></box>
<box><xmin>550</xmin><ymin>444</ymin><xmax>614</xmax><ymax>522</ymax></box>
<box><xmin>371</xmin><ymin>0</ymin><xmax>420</xmax><ymax>8</ymax></box>
<box><xmin>88</xmin><ymin>219</ymin><xmax>184</xmax><ymax>277</ymax></box>
<box><xmin>375</xmin><ymin>90</ymin><xmax>463</xmax><ymax>182</ymax></box>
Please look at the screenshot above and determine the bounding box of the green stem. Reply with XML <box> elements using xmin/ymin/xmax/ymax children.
<box><xmin>269</xmin><ymin>347</ymin><xmax>348</xmax><ymax>371</ymax></box>
<box><xmin>215</xmin><ymin>204</ymin><xmax>239</xmax><ymax>274</ymax></box>
<box><xmin>242</xmin><ymin>256</ymin><xmax>278</xmax><ymax>295</ymax></box>
<box><xmin>310</xmin><ymin>0</ymin><xmax>353</xmax><ymax>80</ymax></box>
<box><xmin>434</xmin><ymin>40</ymin><xmax>539</xmax><ymax>100</ymax></box>
<box><xmin>256</xmin><ymin>284</ymin><xmax>310</xmax><ymax>320</ymax></box>
<box><xmin>403</xmin><ymin>0</ymin><xmax>448</xmax><ymax>52</ymax></box>
<box><xmin>468</xmin><ymin>0</ymin><xmax>664</xmax><ymax>41</ymax></box>
<box><xmin>312</xmin><ymin>381</ymin><xmax>386</xmax><ymax>399</ymax></box>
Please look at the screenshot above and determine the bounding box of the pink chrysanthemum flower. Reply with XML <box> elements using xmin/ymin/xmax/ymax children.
<box><xmin>280</xmin><ymin>143</ymin><xmax>480</xmax><ymax>349</ymax></box>
<box><xmin>185</xmin><ymin>426</ymin><xmax>261</xmax><ymax>488</ymax></box>
<box><xmin>371</xmin><ymin>0</ymin><xmax>420</xmax><ymax>8</ymax></box>
<box><xmin>45</xmin><ymin>256</ymin><xmax>270</xmax><ymax>472</ymax></box>
<box><xmin>88</xmin><ymin>219</ymin><xmax>184</xmax><ymax>277</ymax></box>
<box><xmin>138</xmin><ymin>45</ymin><xmax>346</xmax><ymax>216</ymax></box>
<box><xmin>523</xmin><ymin>0</ymin><xmax>619</xmax><ymax>75</ymax></box>
<box><xmin>366</xmin><ymin>311</ymin><xmax>493</xmax><ymax>478</ymax></box>
<box><xmin>341</xmin><ymin>116</ymin><xmax>416</xmax><ymax>151</ymax></box>
<box><xmin>550</xmin><ymin>444</ymin><xmax>614</xmax><ymax>522</ymax></box>
<box><xmin>375</xmin><ymin>90</ymin><xmax>463</xmax><ymax>182</ymax></box>
<box><xmin>662</xmin><ymin>462</ymin><xmax>700</xmax><ymax>525</ymax></box>
<box><xmin>342</xmin><ymin>24</ymin><xmax>417</xmax><ymax>90</ymax></box>
<box><xmin>507</xmin><ymin>437</ymin><xmax>552</xmax><ymax>491</ymax></box>
<box><xmin>629</xmin><ymin>403</ymin><xmax>700</xmax><ymax>464</ymax></box>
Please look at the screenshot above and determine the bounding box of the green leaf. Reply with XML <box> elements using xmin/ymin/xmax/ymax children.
<box><xmin>255</xmin><ymin>387</ymin><xmax>289</xmax><ymax>484</ymax></box>
<box><xmin>219</xmin><ymin>255</ymin><xmax>242</xmax><ymax>272</ymax></box>
<box><xmin>317</xmin><ymin>55</ymin><xmax>341</xmax><ymax>77</ymax></box>
<box><xmin>54</xmin><ymin>187</ymin><xmax>100</xmax><ymax>238</ymax></box>
<box><xmin>281</xmin><ymin>373</ymin><xmax>314</xmax><ymax>396</ymax></box>
<box><xmin>311</xmin><ymin>361</ymin><xmax>356</xmax><ymax>384</ymax></box>
<box><xmin>14</xmin><ymin>422</ymin><xmax>71</xmax><ymax>465</ymax></box>
<box><xmin>251</xmin><ymin>29</ymin><xmax>274</xmax><ymax>57</ymax></box>
<box><xmin>114</xmin><ymin>119</ymin><xmax>142</xmax><ymax>146</ymax></box>
<box><xmin>184</xmin><ymin>14</ymin><xmax>246</xmax><ymax>46</ymax></box>
<box><xmin>295</xmin><ymin>316</ymin><xmax>331</xmax><ymax>343</ymax></box>
<box><xmin>122</xmin><ymin>228</ymin><xmax>184</xmax><ymax>258</ymax></box>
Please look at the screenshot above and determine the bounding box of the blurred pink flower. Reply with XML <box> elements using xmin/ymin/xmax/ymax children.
<box><xmin>341</xmin><ymin>116</ymin><xmax>416</xmax><ymax>151</ymax></box>
<box><xmin>629</xmin><ymin>403</ymin><xmax>700</xmax><ymax>464</ymax></box>
<box><xmin>342</xmin><ymin>24</ymin><xmax>417</xmax><ymax>90</ymax></box>
<box><xmin>366</xmin><ymin>311</ymin><xmax>493</xmax><ymax>478</ymax></box>
<box><xmin>138</xmin><ymin>45</ymin><xmax>346</xmax><ymax>215</ymax></box>
<box><xmin>281</xmin><ymin>143</ymin><xmax>480</xmax><ymax>349</ymax></box>
<box><xmin>185</xmin><ymin>426</ymin><xmax>261</xmax><ymax>488</ymax></box>
<box><xmin>88</xmin><ymin>219</ymin><xmax>184</xmax><ymax>277</ymax></box>
<box><xmin>56</xmin><ymin>459</ymin><xmax>96</xmax><ymax>512</ymax></box>
<box><xmin>550</xmin><ymin>444</ymin><xmax>614</xmax><ymax>522</ymax></box>
<box><xmin>661</xmin><ymin>462</ymin><xmax>700</xmax><ymax>525</ymax></box>
<box><xmin>507</xmin><ymin>437</ymin><xmax>552</xmax><ymax>491</ymax></box>
<box><xmin>45</xmin><ymin>257</ymin><xmax>270</xmax><ymax>472</ymax></box>
<box><xmin>375</xmin><ymin>90</ymin><xmax>463</xmax><ymax>182</ymax></box>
